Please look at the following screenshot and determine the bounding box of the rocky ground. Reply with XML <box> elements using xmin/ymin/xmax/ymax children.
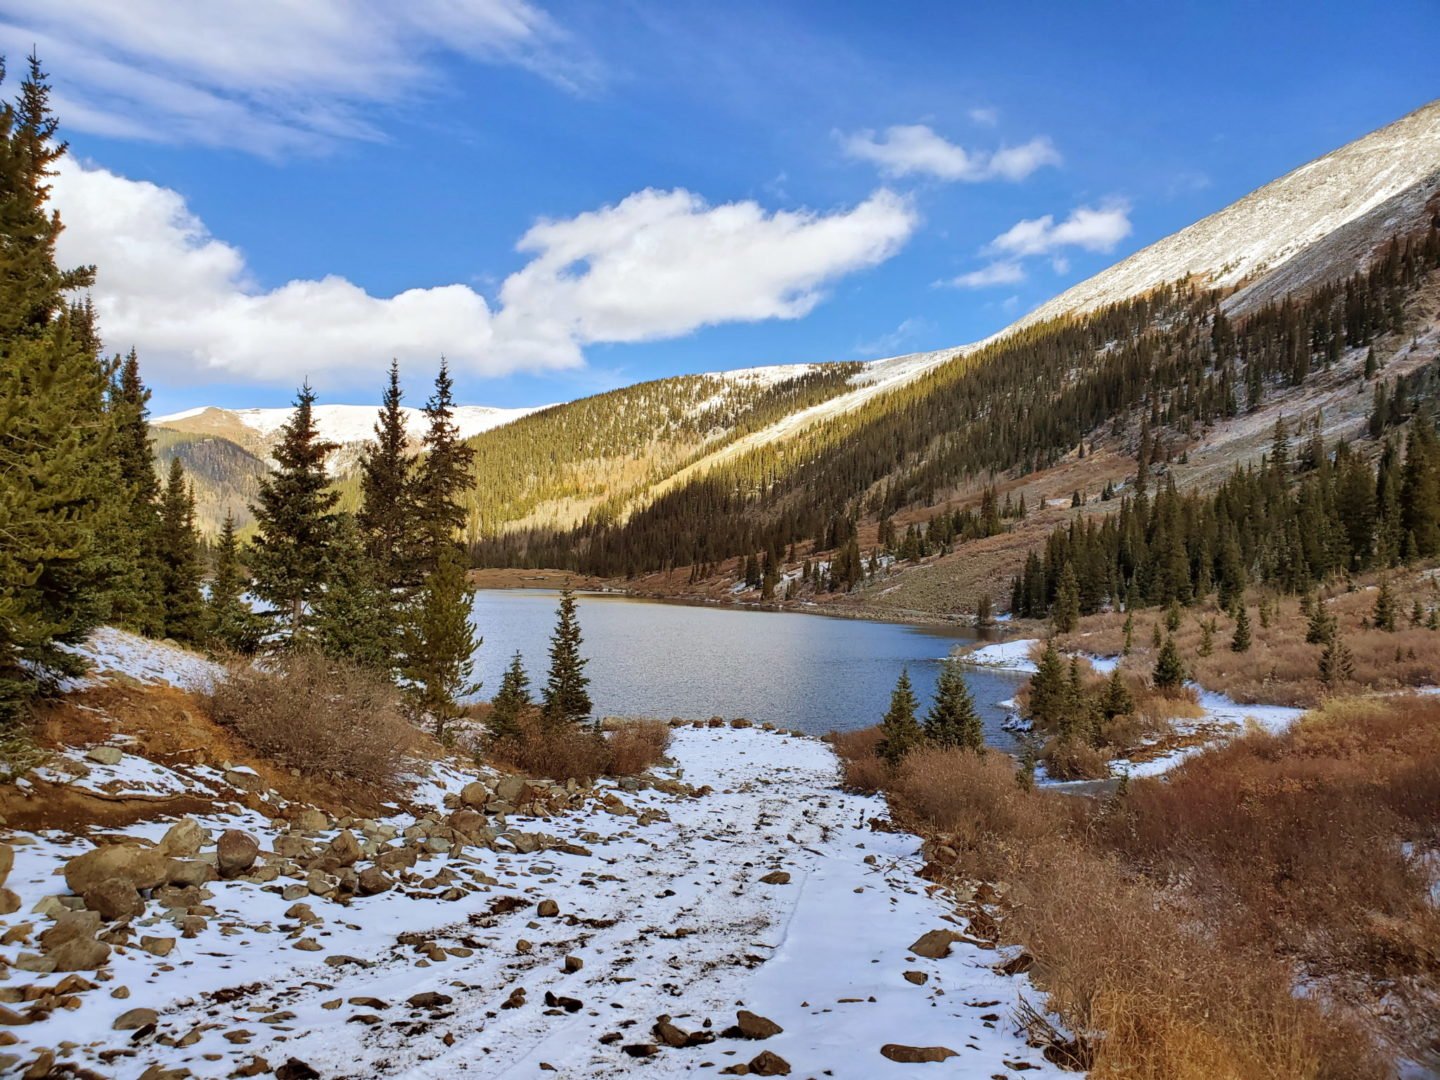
<box><xmin>0</xmin><ymin>632</ymin><xmax>1073</xmax><ymax>1078</ymax></box>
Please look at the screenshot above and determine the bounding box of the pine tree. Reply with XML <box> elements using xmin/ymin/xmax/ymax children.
<box><xmin>106</xmin><ymin>349</ymin><xmax>163</xmax><ymax>635</ymax></box>
<box><xmin>489</xmin><ymin>651</ymin><xmax>532</xmax><ymax>743</ymax></box>
<box><xmin>1305</xmin><ymin>596</ymin><xmax>1335</xmax><ymax>645</ymax></box>
<box><xmin>155</xmin><ymin>458</ymin><xmax>205</xmax><ymax>643</ymax></box>
<box><xmin>1099</xmin><ymin>668</ymin><xmax>1134</xmax><ymax>719</ymax></box>
<box><xmin>206</xmin><ymin>513</ymin><xmax>264</xmax><ymax>654</ymax></box>
<box><xmin>1230</xmin><ymin>603</ymin><xmax>1252</xmax><ymax>652</ymax></box>
<box><xmin>1318</xmin><ymin>633</ymin><xmax>1354</xmax><ymax>688</ymax></box>
<box><xmin>1373</xmin><ymin>576</ymin><xmax>1397</xmax><ymax>631</ymax></box>
<box><xmin>1026</xmin><ymin>640</ymin><xmax>1069</xmax><ymax>730</ymax></box>
<box><xmin>1198</xmin><ymin>617</ymin><xmax>1215</xmax><ymax>657</ymax></box>
<box><xmin>357</xmin><ymin>360</ymin><xmax>416</xmax><ymax>589</ymax></box>
<box><xmin>248</xmin><ymin>383</ymin><xmax>339</xmax><ymax>643</ymax></box>
<box><xmin>877</xmin><ymin>668</ymin><xmax>922</xmax><ymax>766</ymax></box>
<box><xmin>924</xmin><ymin>656</ymin><xmax>983</xmax><ymax>752</ymax></box>
<box><xmin>541</xmin><ymin>588</ymin><xmax>592</xmax><ymax>727</ymax></box>
<box><xmin>313</xmin><ymin>515</ymin><xmax>395</xmax><ymax>672</ymax></box>
<box><xmin>1052</xmin><ymin>561</ymin><xmax>1080</xmax><ymax>634</ymax></box>
<box><xmin>403</xmin><ymin>543</ymin><xmax>481</xmax><ymax>740</ymax></box>
<box><xmin>1122</xmin><ymin>609</ymin><xmax>1134</xmax><ymax>655</ymax></box>
<box><xmin>412</xmin><ymin>360</ymin><xmax>476</xmax><ymax>573</ymax></box>
<box><xmin>1152</xmin><ymin>635</ymin><xmax>1186</xmax><ymax>691</ymax></box>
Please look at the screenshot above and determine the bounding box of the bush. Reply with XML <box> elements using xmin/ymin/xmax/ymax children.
<box><xmin>827</xmin><ymin>725</ymin><xmax>888</xmax><ymax>793</ymax></box>
<box><xmin>208</xmin><ymin>652</ymin><xmax>414</xmax><ymax>785</ymax></box>
<box><xmin>489</xmin><ymin>715</ymin><xmax>671</xmax><ymax>782</ymax></box>
<box><xmin>1041</xmin><ymin>737</ymin><xmax>1111</xmax><ymax>780</ymax></box>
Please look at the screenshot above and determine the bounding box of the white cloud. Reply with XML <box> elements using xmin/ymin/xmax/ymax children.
<box><xmin>987</xmin><ymin>202</ymin><xmax>1132</xmax><ymax>257</ymax></box>
<box><xmin>944</xmin><ymin>261</ymin><xmax>1026</xmax><ymax>289</ymax></box>
<box><xmin>0</xmin><ymin>0</ymin><xmax>596</xmax><ymax>155</ymax></box>
<box><xmin>53</xmin><ymin>158</ymin><xmax>918</xmax><ymax>386</ymax></box>
<box><xmin>841</xmin><ymin>124</ymin><xmax>1059</xmax><ymax>183</ymax></box>
<box><xmin>968</xmin><ymin>106</ymin><xmax>999</xmax><ymax>127</ymax></box>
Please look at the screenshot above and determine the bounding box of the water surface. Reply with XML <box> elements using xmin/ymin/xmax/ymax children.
<box><xmin>469</xmin><ymin>590</ymin><xmax>1027</xmax><ymax>749</ymax></box>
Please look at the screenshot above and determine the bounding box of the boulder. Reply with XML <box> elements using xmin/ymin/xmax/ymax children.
<box><xmin>326</xmin><ymin>831</ymin><xmax>362</xmax><ymax>868</ymax></box>
<box><xmin>0</xmin><ymin>890</ymin><xmax>19</xmax><ymax>916</ymax></box>
<box><xmin>81</xmin><ymin>880</ymin><xmax>145</xmax><ymax>921</ymax></box>
<box><xmin>216</xmin><ymin>830</ymin><xmax>259</xmax><ymax>878</ymax></box>
<box><xmin>495</xmin><ymin>775</ymin><xmax>527</xmax><ymax>804</ymax></box>
<box><xmin>758</xmin><ymin>871</ymin><xmax>791</xmax><ymax>885</ymax></box>
<box><xmin>292</xmin><ymin>808</ymin><xmax>329</xmax><ymax>833</ymax></box>
<box><xmin>158</xmin><ymin>818</ymin><xmax>205</xmax><ymax>858</ymax></box>
<box><xmin>880</xmin><ymin>1044</ymin><xmax>958</xmax><ymax>1063</ymax></box>
<box><xmin>64</xmin><ymin>844</ymin><xmax>169</xmax><ymax>895</ymax></box>
<box><xmin>39</xmin><ymin>912</ymin><xmax>110</xmax><ymax>971</ymax></box>
<box><xmin>748</xmin><ymin>1050</ymin><xmax>791</xmax><ymax>1076</ymax></box>
<box><xmin>536</xmin><ymin>899</ymin><xmax>559</xmax><ymax>918</ymax></box>
<box><xmin>165</xmin><ymin>859</ymin><xmax>212</xmax><ymax>889</ymax></box>
<box><xmin>86</xmin><ymin>746</ymin><xmax>124</xmax><ymax>766</ymax></box>
<box><xmin>0</xmin><ymin>843</ymin><xmax>12</xmax><ymax>887</ymax></box>
<box><xmin>459</xmin><ymin>782</ymin><xmax>489</xmax><ymax>809</ymax></box>
<box><xmin>908</xmin><ymin>930</ymin><xmax>962</xmax><ymax>960</ymax></box>
<box><xmin>356</xmin><ymin>866</ymin><xmax>393</xmax><ymax>896</ymax></box>
<box><xmin>113</xmin><ymin>1007</ymin><xmax>158</xmax><ymax>1031</ymax></box>
<box><xmin>734</xmin><ymin>1010</ymin><xmax>783</xmax><ymax>1040</ymax></box>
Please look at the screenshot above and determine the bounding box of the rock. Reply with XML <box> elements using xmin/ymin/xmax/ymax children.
<box><xmin>165</xmin><ymin>859</ymin><xmax>212</xmax><ymax>888</ymax></box>
<box><xmin>140</xmin><ymin>936</ymin><xmax>176</xmax><ymax>957</ymax></box>
<box><xmin>501</xmin><ymin>987</ymin><xmax>526</xmax><ymax>1010</ymax></box>
<box><xmin>356</xmin><ymin>866</ymin><xmax>393</xmax><ymax>896</ymax></box>
<box><xmin>748</xmin><ymin>1050</ymin><xmax>792</xmax><ymax>1076</ymax></box>
<box><xmin>39</xmin><ymin>912</ymin><xmax>111</xmax><ymax>971</ymax></box>
<box><xmin>64</xmin><ymin>843</ymin><xmax>169</xmax><ymax>895</ymax></box>
<box><xmin>880</xmin><ymin>1044</ymin><xmax>958</xmax><ymax>1063</ymax></box>
<box><xmin>113</xmin><ymin>1007</ymin><xmax>158</xmax><ymax>1030</ymax></box>
<box><xmin>216</xmin><ymin>830</ymin><xmax>259</xmax><ymax>878</ymax></box>
<box><xmin>275</xmin><ymin>1059</ymin><xmax>321</xmax><ymax>1080</ymax></box>
<box><xmin>0</xmin><ymin>890</ymin><xmax>20</xmax><ymax>916</ymax></box>
<box><xmin>86</xmin><ymin>745</ymin><xmax>124</xmax><ymax>766</ymax></box>
<box><xmin>908</xmin><ymin>930</ymin><xmax>962</xmax><ymax>960</ymax></box>
<box><xmin>758</xmin><ymin>871</ymin><xmax>791</xmax><ymax>885</ymax></box>
<box><xmin>12</xmin><ymin>954</ymin><xmax>55</xmax><ymax>974</ymax></box>
<box><xmin>495</xmin><ymin>775</ymin><xmax>527</xmax><ymax>804</ymax></box>
<box><xmin>903</xmin><ymin>970</ymin><xmax>928</xmax><ymax>985</ymax></box>
<box><xmin>158</xmin><ymin>818</ymin><xmax>205</xmax><ymax>858</ymax></box>
<box><xmin>326</xmin><ymin>831</ymin><xmax>363</xmax><ymax>868</ymax></box>
<box><xmin>0</xmin><ymin>844</ymin><xmax>12</xmax><ymax>887</ymax></box>
<box><xmin>82</xmin><ymin>880</ymin><xmax>145</xmax><ymax>921</ymax></box>
<box><xmin>621</xmin><ymin>1044</ymin><xmax>658</xmax><ymax>1059</ymax></box>
<box><xmin>406</xmin><ymin>992</ymin><xmax>453</xmax><ymax>1009</ymax></box>
<box><xmin>734</xmin><ymin>1010</ymin><xmax>783</xmax><ymax>1040</ymax></box>
<box><xmin>563</xmin><ymin>955</ymin><xmax>583</xmax><ymax>973</ymax></box>
<box><xmin>292</xmin><ymin>808</ymin><xmax>329</xmax><ymax>833</ymax></box>
<box><xmin>293</xmin><ymin>938</ymin><xmax>321</xmax><ymax>952</ymax></box>
<box><xmin>460</xmin><ymin>781</ymin><xmax>489</xmax><ymax>809</ymax></box>
<box><xmin>536</xmin><ymin>899</ymin><xmax>559</xmax><ymax>918</ymax></box>
<box><xmin>653</xmin><ymin>1020</ymin><xmax>690</xmax><ymax>1048</ymax></box>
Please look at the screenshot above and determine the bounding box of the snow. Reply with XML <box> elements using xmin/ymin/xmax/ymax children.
<box><xmin>1111</xmin><ymin>690</ymin><xmax>1305</xmax><ymax>779</ymax></box>
<box><xmin>56</xmin><ymin>626</ymin><xmax>223</xmax><ymax>691</ymax></box>
<box><xmin>960</xmin><ymin>638</ymin><xmax>1040</xmax><ymax>674</ymax></box>
<box><xmin>1</xmin><ymin>719</ymin><xmax>1068</xmax><ymax>1078</ymax></box>
<box><xmin>155</xmin><ymin>403</ymin><xmax>550</xmax><ymax>446</ymax></box>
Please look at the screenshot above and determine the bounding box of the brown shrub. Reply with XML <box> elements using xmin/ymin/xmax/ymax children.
<box><xmin>489</xmin><ymin>715</ymin><xmax>671</xmax><ymax>782</ymax></box>
<box><xmin>827</xmin><ymin>725</ymin><xmax>888</xmax><ymax>793</ymax></box>
<box><xmin>1041</xmin><ymin>737</ymin><xmax>1111</xmax><ymax>780</ymax></box>
<box><xmin>208</xmin><ymin>652</ymin><xmax>414</xmax><ymax>785</ymax></box>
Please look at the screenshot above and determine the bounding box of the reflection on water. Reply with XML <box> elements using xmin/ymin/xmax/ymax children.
<box><xmin>469</xmin><ymin>590</ymin><xmax>1028</xmax><ymax>749</ymax></box>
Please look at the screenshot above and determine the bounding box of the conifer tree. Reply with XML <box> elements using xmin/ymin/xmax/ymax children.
<box><xmin>541</xmin><ymin>588</ymin><xmax>592</xmax><ymax>727</ymax></box>
<box><xmin>412</xmin><ymin>360</ymin><xmax>476</xmax><ymax>573</ymax></box>
<box><xmin>106</xmin><ymin>349</ymin><xmax>163</xmax><ymax>634</ymax></box>
<box><xmin>358</xmin><ymin>360</ymin><xmax>416</xmax><ymax>588</ymax></box>
<box><xmin>1122</xmin><ymin>609</ymin><xmax>1134</xmax><ymax>655</ymax></box>
<box><xmin>1373</xmin><ymin>576</ymin><xmax>1397</xmax><ymax>631</ymax></box>
<box><xmin>1100</xmin><ymin>668</ymin><xmax>1134</xmax><ymax>719</ymax></box>
<box><xmin>1318</xmin><ymin>633</ymin><xmax>1354</xmax><ymax>687</ymax></box>
<box><xmin>155</xmin><ymin>458</ymin><xmax>205</xmax><ymax>643</ymax></box>
<box><xmin>313</xmin><ymin>515</ymin><xmax>395</xmax><ymax>672</ymax></box>
<box><xmin>206</xmin><ymin>513</ymin><xmax>263</xmax><ymax>654</ymax></box>
<box><xmin>248</xmin><ymin>383</ymin><xmax>338</xmax><ymax>643</ymax></box>
<box><xmin>403</xmin><ymin>543</ymin><xmax>480</xmax><ymax>739</ymax></box>
<box><xmin>924</xmin><ymin>657</ymin><xmax>983</xmax><ymax>752</ymax></box>
<box><xmin>488</xmin><ymin>651</ymin><xmax>531</xmax><ymax>743</ymax></box>
<box><xmin>1052</xmin><ymin>561</ymin><xmax>1080</xmax><ymax>634</ymax></box>
<box><xmin>877</xmin><ymin>668</ymin><xmax>922</xmax><ymax>766</ymax></box>
<box><xmin>1230</xmin><ymin>603</ymin><xmax>1252</xmax><ymax>652</ymax></box>
<box><xmin>1027</xmin><ymin>640</ymin><xmax>1069</xmax><ymax>730</ymax></box>
<box><xmin>1152</xmin><ymin>635</ymin><xmax>1186</xmax><ymax>691</ymax></box>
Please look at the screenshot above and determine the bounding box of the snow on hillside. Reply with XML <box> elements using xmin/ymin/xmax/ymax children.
<box><xmin>155</xmin><ymin>402</ymin><xmax>548</xmax><ymax>447</ymax></box>
<box><xmin>1018</xmin><ymin>98</ymin><xmax>1440</xmax><ymax>330</ymax></box>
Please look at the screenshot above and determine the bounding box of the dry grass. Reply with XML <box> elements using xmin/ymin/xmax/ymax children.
<box><xmin>868</xmin><ymin>692</ymin><xmax>1440</xmax><ymax>1075</ymax></box>
<box><xmin>827</xmin><ymin>724</ymin><xmax>889</xmax><ymax>794</ymax></box>
<box><xmin>488</xmin><ymin>714</ymin><xmax>671</xmax><ymax>782</ymax></box>
<box><xmin>208</xmin><ymin>652</ymin><xmax>415</xmax><ymax>786</ymax></box>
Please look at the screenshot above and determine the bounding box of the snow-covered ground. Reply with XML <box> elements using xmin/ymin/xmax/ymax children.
<box><xmin>2</xmin><ymin>655</ymin><xmax>1068</xmax><ymax>1077</ymax></box>
<box><xmin>155</xmin><ymin>403</ymin><xmax>550</xmax><ymax>446</ymax></box>
<box><xmin>55</xmin><ymin>626</ymin><xmax>223</xmax><ymax>692</ymax></box>
<box><xmin>959</xmin><ymin>638</ymin><xmax>1040</xmax><ymax>674</ymax></box>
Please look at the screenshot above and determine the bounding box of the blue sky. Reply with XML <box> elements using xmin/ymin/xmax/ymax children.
<box><xmin>5</xmin><ymin>0</ymin><xmax>1437</xmax><ymax>415</ymax></box>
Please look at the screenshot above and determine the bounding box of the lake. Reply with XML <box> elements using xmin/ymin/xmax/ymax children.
<box><xmin>468</xmin><ymin>590</ymin><xmax>1028</xmax><ymax>749</ymax></box>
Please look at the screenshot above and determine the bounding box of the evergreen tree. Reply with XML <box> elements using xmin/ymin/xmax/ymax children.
<box><xmin>357</xmin><ymin>360</ymin><xmax>416</xmax><ymax>588</ymax></box>
<box><xmin>1122</xmin><ymin>609</ymin><xmax>1134</xmax><ymax>655</ymax></box>
<box><xmin>1318</xmin><ymin>633</ymin><xmax>1354</xmax><ymax>688</ymax></box>
<box><xmin>248</xmin><ymin>383</ymin><xmax>339</xmax><ymax>643</ymax></box>
<box><xmin>1051</xmin><ymin>561</ymin><xmax>1080</xmax><ymax>634</ymax></box>
<box><xmin>1152</xmin><ymin>635</ymin><xmax>1186</xmax><ymax>691</ymax></box>
<box><xmin>206</xmin><ymin>513</ymin><xmax>263</xmax><ymax>654</ymax></box>
<box><xmin>1026</xmin><ymin>640</ymin><xmax>1070</xmax><ymax>730</ymax></box>
<box><xmin>155</xmin><ymin>458</ymin><xmax>205</xmax><ymax>643</ymax></box>
<box><xmin>1230</xmin><ymin>603</ymin><xmax>1252</xmax><ymax>653</ymax></box>
<box><xmin>403</xmin><ymin>543</ymin><xmax>480</xmax><ymax>740</ymax></box>
<box><xmin>106</xmin><ymin>349</ymin><xmax>163</xmax><ymax>634</ymax></box>
<box><xmin>877</xmin><ymin>668</ymin><xmax>922</xmax><ymax>766</ymax></box>
<box><xmin>924</xmin><ymin>657</ymin><xmax>983</xmax><ymax>752</ymax></box>
<box><xmin>1306</xmin><ymin>596</ymin><xmax>1336</xmax><ymax>644</ymax></box>
<box><xmin>489</xmin><ymin>651</ymin><xmax>532</xmax><ymax>743</ymax></box>
<box><xmin>412</xmin><ymin>360</ymin><xmax>476</xmax><ymax>573</ymax></box>
<box><xmin>1099</xmin><ymin>668</ymin><xmax>1134</xmax><ymax>720</ymax></box>
<box><xmin>1373</xmin><ymin>575</ymin><xmax>1397</xmax><ymax>631</ymax></box>
<box><xmin>313</xmin><ymin>515</ymin><xmax>395</xmax><ymax>671</ymax></box>
<box><xmin>541</xmin><ymin>587</ymin><xmax>592</xmax><ymax>726</ymax></box>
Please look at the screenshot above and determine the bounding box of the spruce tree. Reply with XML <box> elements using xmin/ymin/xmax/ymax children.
<box><xmin>924</xmin><ymin>656</ymin><xmax>983</xmax><ymax>752</ymax></box>
<box><xmin>541</xmin><ymin>588</ymin><xmax>592</xmax><ymax>726</ymax></box>
<box><xmin>1099</xmin><ymin>668</ymin><xmax>1134</xmax><ymax>720</ymax></box>
<box><xmin>106</xmin><ymin>349</ymin><xmax>163</xmax><ymax>635</ymax></box>
<box><xmin>1318</xmin><ymin>634</ymin><xmax>1354</xmax><ymax>688</ymax></box>
<box><xmin>1373</xmin><ymin>576</ymin><xmax>1397</xmax><ymax>631</ymax></box>
<box><xmin>357</xmin><ymin>360</ymin><xmax>416</xmax><ymax>589</ymax></box>
<box><xmin>313</xmin><ymin>515</ymin><xmax>395</xmax><ymax>672</ymax></box>
<box><xmin>877</xmin><ymin>668</ymin><xmax>922</xmax><ymax>766</ymax></box>
<box><xmin>489</xmin><ymin>651</ymin><xmax>532</xmax><ymax>743</ymax></box>
<box><xmin>1052</xmin><ymin>561</ymin><xmax>1080</xmax><ymax>634</ymax></box>
<box><xmin>412</xmin><ymin>360</ymin><xmax>476</xmax><ymax>574</ymax></box>
<box><xmin>248</xmin><ymin>383</ymin><xmax>338</xmax><ymax>643</ymax></box>
<box><xmin>1152</xmin><ymin>635</ymin><xmax>1186</xmax><ymax>691</ymax></box>
<box><xmin>1026</xmin><ymin>640</ymin><xmax>1069</xmax><ymax>730</ymax></box>
<box><xmin>1230</xmin><ymin>603</ymin><xmax>1252</xmax><ymax>653</ymax></box>
<box><xmin>403</xmin><ymin>543</ymin><xmax>480</xmax><ymax>740</ymax></box>
<box><xmin>155</xmin><ymin>458</ymin><xmax>205</xmax><ymax>643</ymax></box>
<box><xmin>206</xmin><ymin>513</ymin><xmax>264</xmax><ymax>654</ymax></box>
<box><xmin>1305</xmin><ymin>596</ymin><xmax>1335</xmax><ymax>644</ymax></box>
